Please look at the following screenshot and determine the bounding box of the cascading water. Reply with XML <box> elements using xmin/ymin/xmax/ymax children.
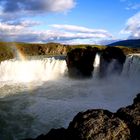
<box><xmin>93</xmin><ymin>53</ymin><xmax>100</xmax><ymax>77</ymax></box>
<box><xmin>122</xmin><ymin>54</ymin><xmax>140</xmax><ymax>79</ymax></box>
<box><xmin>0</xmin><ymin>54</ymin><xmax>140</xmax><ymax>140</ymax></box>
<box><xmin>0</xmin><ymin>57</ymin><xmax>67</xmax><ymax>83</ymax></box>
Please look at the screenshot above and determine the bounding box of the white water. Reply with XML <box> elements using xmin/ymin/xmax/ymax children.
<box><xmin>0</xmin><ymin>57</ymin><xmax>67</xmax><ymax>83</ymax></box>
<box><xmin>122</xmin><ymin>54</ymin><xmax>140</xmax><ymax>79</ymax></box>
<box><xmin>0</xmin><ymin>54</ymin><xmax>140</xmax><ymax>140</ymax></box>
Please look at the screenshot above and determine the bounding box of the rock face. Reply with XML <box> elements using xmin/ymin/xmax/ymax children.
<box><xmin>24</xmin><ymin>93</ymin><xmax>140</xmax><ymax>140</ymax></box>
<box><xmin>116</xmin><ymin>94</ymin><xmax>140</xmax><ymax>140</ymax></box>
<box><xmin>68</xmin><ymin>109</ymin><xmax>130</xmax><ymax>140</ymax></box>
<box><xmin>99</xmin><ymin>47</ymin><xmax>126</xmax><ymax>77</ymax></box>
<box><xmin>66</xmin><ymin>47</ymin><xmax>98</xmax><ymax>78</ymax></box>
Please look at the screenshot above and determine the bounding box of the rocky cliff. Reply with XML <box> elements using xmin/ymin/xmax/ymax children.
<box><xmin>66</xmin><ymin>47</ymin><xmax>99</xmax><ymax>78</ymax></box>
<box><xmin>99</xmin><ymin>47</ymin><xmax>126</xmax><ymax>77</ymax></box>
<box><xmin>66</xmin><ymin>47</ymin><xmax>126</xmax><ymax>78</ymax></box>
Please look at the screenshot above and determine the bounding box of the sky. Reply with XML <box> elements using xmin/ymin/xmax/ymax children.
<box><xmin>0</xmin><ymin>0</ymin><xmax>140</xmax><ymax>45</ymax></box>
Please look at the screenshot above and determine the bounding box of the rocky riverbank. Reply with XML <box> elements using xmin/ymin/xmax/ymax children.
<box><xmin>24</xmin><ymin>93</ymin><xmax>140</xmax><ymax>140</ymax></box>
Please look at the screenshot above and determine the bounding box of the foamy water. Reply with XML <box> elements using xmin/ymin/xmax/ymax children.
<box><xmin>0</xmin><ymin>54</ymin><xmax>140</xmax><ymax>140</ymax></box>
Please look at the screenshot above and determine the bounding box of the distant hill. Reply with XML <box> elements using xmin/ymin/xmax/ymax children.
<box><xmin>108</xmin><ymin>39</ymin><xmax>140</xmax><ymax>48</ymax></box>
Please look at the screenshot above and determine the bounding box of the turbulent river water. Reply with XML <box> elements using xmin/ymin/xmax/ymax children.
<box><xmin>0</xmin><ymin>54</ymin><xmax>140</xmax><ymax>140</ymax></box>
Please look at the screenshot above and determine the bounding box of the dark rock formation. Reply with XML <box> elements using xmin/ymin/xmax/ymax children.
<box><xmin>116</xmin><ymin>93</ymin><xmax>140</xmax><ymax>140</ymax></box>
<box><xmin>24</xmin><ymin>93</ymin><xmax>140</xmax><ymax>140</ymax></box>
<box><xmin>66</xmin><ymin>47</ymin><xmax>99</xmax><ymax>78</ymax></box>
<box><xmin>68</xmin><ymin>109</ymin><xmax>130</xmax><ymax>140</ymax></box>
<box><xmin>99</xmin><ymin>47</ymin><xmax>126</xmax><ymax>77</ymax></box>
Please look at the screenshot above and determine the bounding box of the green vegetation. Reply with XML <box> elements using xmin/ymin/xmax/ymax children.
<box><xmin>0</xmin><ymin>41</ymin><xmax>140</xmax><ymax>62</ymax></box>
<box><xmin>115</xmin><ymin>46</ymin><xmax>140</xmax><ymax>55</ymax></box>
<box><xmin>0</xmin><ymin>42</ymin><xmax>14</xmax><ymax>62</ymax></box>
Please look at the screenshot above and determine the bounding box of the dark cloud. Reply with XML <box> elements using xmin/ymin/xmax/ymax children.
<box><xmin>0</xmin><ymin>0</ymin><xmax>75</xmax><ymax>13</ymax></box>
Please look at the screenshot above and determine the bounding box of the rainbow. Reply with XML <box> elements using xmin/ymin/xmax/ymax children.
<box><xmin>11</xmin><ymin>43</ymin><xmax>27</xmax><ymax>61</ymax></box>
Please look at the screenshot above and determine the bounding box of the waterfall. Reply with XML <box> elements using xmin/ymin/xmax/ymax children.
<box><xmin>93</xmin><ymin>53</ymin><xmax>100</xmax><ymax>77</ymax></box>
<box><xmin>0</xmin><ymin>57</ymin><xmax>67</xmax><ymax>83</ymax></box>
<box><xmin>92</xmin><ymin>53</ymin><xmax>140</xmax><ymax>79</ymax></box>
<box><xmin>0</xmin><ymin>54</ymin><xmax>140</xmax><ymax>84</ymax></box>
<box><xmin>122</xmin><ymin>54</ymin><xmax>140</xmax><ymax>79</ymax></box>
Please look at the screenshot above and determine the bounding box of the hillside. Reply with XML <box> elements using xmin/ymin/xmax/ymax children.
<box><xmin>0</xmin><ymin>41</ymin><xmax>140</xmax><ymax>62</ymax></box>
<box><xmin>108</xmin><ymin>39</ymin><xmax>140</xmax><ymax>48</ymax></box>
<box><xmin>0</xmin><ymin>42</ymin><xmax>106</xmax><ymax>62</ymax></box>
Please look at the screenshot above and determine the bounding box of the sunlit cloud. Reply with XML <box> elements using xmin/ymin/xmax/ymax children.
<box><xmin>121</xmin><ymin>12</ymin><xmax>140</xmax><ymax>39</ymax></box>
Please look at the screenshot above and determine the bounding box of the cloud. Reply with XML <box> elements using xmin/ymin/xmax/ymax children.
<box><xmin>0</xmin><ymin>0</ymin><xmax>76</xmax><ymax>21</ymax></box>
<box><xmin>121</xmin><ymin>12</ymin><xmax>140</xmax><ymax>39</ymax></box>
<box><xmin>0</xmin><ymin>0</ymin><xmax>75</xmax><ymax>13</ymax></box>
<box><xmin>51</xmin><ymin>24</ymin><xmax>112</xmax><ymax>38</ymax></box>
<box><xmin>51</xmin><ymin>24</ymin><xmax>108</xmax><ymax>33</ymax></box>
<box><xmin>0</xmin><ymin>22</ymin><xmax>113</xmax><ymax>43</ymax></box>
<box><xmin>126</xmin><ymin>3</ymin><xmax>140</xmax><ymax>10</ymax></box>
<box><xmin>5</xmin><ymin>20</ymin><xmax>41</xmax><ymax>27</ymax></box>
<box><xmin>120</xmin><ymin>0</ymin><xmax>140</xmax><ymax>10</ymax></box>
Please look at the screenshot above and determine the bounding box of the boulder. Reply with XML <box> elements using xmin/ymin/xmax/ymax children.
<box><xmin>66</xmin><ymin>47</ymin><xmax>98</xmax><ymax>78</ymax></box>
<box><xmin>116</xmin><ymin>93</ymin><xmax>140</xmax><ymax>140</ymax></box>
<box><xmin>99</xmin><ymin>47</ymin><xmax>126</xmax><ymax>77</ymax></box>
<box><xmin>67</xmin><ymin>109</ymin><xmax>130</xmax><ymax>140</ymax></box>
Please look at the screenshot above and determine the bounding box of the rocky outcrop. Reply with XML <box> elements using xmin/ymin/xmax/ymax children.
<box><xmin>24</xmin><ymin>93</ymin><xmax>140</xmax><ymax>140</ymax></box>
<box><xmin>99</xmin><ymin>47</ymin><xmax>126</xmax><ymax>77</ymax></box>
<box><xmin>67</xmin><ymin>109</ymin><xmax>130</xmax><ymax>140</ymax></box>
<box><xmin>116</xmin><ymin>94</ymin><xmax>140</xmax><ymax>140</ymax></box>
<box><xmin>66</xmin><ymin>47</ymin><xmax>99</xmax><ymax>78</ymax></box>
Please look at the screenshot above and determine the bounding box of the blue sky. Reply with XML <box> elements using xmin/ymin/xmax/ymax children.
<box><xmin>0</xmin><ymin>0</ymin><xmax>140</xmax><ymax>44</ymax></box>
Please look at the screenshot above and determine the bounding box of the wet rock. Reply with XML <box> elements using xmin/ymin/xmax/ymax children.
<box><xmin>116</xmin><ymin>93</ymin><xmax>140</xmax><ymax>140</ymax></box>
<box><xmin>66</xmin><ymin>47</ymin><xmax>98</xmax><ymax>78</ymax></box>
<box><xmin>100</xmin><ymin>47</ymin><xmax>126</xmax><ymax>77</ymax></box>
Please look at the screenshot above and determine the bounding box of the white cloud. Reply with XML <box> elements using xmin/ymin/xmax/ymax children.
<box><xmin>0</xmin><ymin>23</ymin><xmax>113</xmax><ymax>43</ymax></box>
<box><xmin>51</xmin><ymin>24</ymin><xmax>108</xmax><ymax>33</ymax></box>
<box><xmin>121</xmin><ymin>12</ymin><xmax>140</xmax><ymax>39</ymax></box>
<box><xmin>51</xmin><ymin>24</ymin><xmax>112</xmax><ymax>38</ymax></box>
